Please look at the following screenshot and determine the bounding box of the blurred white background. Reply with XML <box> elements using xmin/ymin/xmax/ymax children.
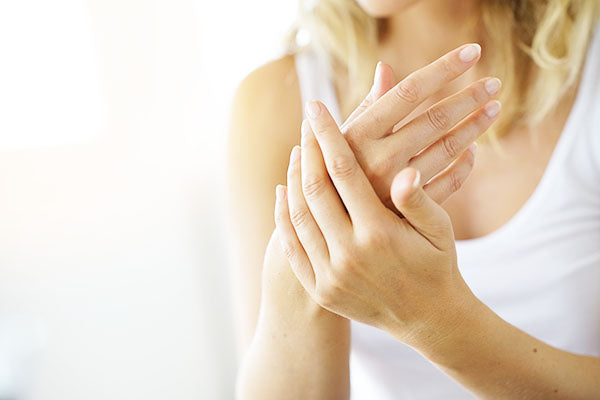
<box><xmin>0</xmin><ymin>0</ymin><xmax>296</xmax><ymax>399</ymax></box>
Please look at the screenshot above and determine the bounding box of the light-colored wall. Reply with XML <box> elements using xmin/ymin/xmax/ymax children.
<box><xmin>0</xmin><ymin>1</ymin><xmax>295</xmax><ymax>399</ymax></box>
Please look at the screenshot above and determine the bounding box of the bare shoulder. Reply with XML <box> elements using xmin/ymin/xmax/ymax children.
<box><xmin>229</xmin><ymin>54</ymin><xmax>303</xmax><ymax>158</ymax></box>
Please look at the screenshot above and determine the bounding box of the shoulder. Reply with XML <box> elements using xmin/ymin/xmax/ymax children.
<box><xmin>228</xmin><ymin>54</ymin><xmax>303</xmax><ymax>189</ymax></box>
<box><xmin>230</xmin><ymin>54</ymin><xmax>302</xmax><ymax>146</ymax></box>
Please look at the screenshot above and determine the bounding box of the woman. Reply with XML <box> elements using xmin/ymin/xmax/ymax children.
<box><xmin>228</xmin><ymin>0</ymin><xmax>600</xmax><ymax>398</ymax></box>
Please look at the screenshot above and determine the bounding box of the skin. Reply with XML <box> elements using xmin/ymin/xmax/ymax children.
<box><xmin>229</xmin><ymin>0</ymin><xmax>593</xmax><ymax>398</ymax></box>
<box><xmin>276</xmin><ymin>101</ymin><xmax>600</xmax><ymax>399</ymax></box>
<box><xmin>233</xmin><ymin>44</ymin><xmax>499</xmax><ymax>398</ymax></box>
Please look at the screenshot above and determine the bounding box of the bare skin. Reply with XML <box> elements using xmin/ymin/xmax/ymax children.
<box><xmin>229</xmin><ymin>0</ymin><xmax>586</xmax><ymax>397</ymax></box>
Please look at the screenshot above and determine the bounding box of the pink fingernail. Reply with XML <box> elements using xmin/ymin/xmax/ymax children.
<box><xmin>484</xmin><ymin>78</ymin><xmax>502</xmax><ymax>95</ymax></box>
<box><xmin>459</xmin><ymin>44</ymin><xmax>481</xmax><ymax>63</ymax></box>
<box><xmin>371</xmin><ymin>61</ymin><xmax>383</xmax><ymax>97</ymax></box>
<box><xmin>484</xmin><ymin>100</ymin><xmax>501</xmax><ymax>118</ymax></box>
<box><xmin>468</xmin><ymin>142</ymin><xmax>478</xmax><ymax>156</ymax></box>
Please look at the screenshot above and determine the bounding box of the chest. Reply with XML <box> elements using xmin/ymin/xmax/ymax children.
<box><xmin>444</xmin><ymin>95</ymin><xmax>574</xmax><ymax>241</ymax></box>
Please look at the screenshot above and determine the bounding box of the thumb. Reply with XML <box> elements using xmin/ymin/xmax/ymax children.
<box><xmin>390</xmin><ymin>168</ymin><xmax>454</xmax><ymax>249</ymax></box>
<box><xmin>341</xmin><ymin>62</ymin><xmax>396</xmax><ymax>130</ymax></box>
<box><xmin>371</xmin><ymin>61</ymin><xmax>396</xmax><ymax>100</ymax></box>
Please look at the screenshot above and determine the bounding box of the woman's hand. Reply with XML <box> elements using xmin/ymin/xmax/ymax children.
<box><xmin>274</xmin><ymin>102</ymin><xmax>478</xmax><ymax>348</ymax></box>
<box><xmin>340</xmin><ymin>43</ymin><xmax>501</xmax><ymax>211</ymax></box>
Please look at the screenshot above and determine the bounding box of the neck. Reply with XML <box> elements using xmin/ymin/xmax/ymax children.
<box><xmin>377</xmin><ymin>0</ymin><xmax>483</xmax><ymax>79</ymax></box>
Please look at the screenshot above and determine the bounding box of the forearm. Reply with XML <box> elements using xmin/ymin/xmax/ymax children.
<box><xmin>236</xmin><ymin>232</ymin><xmax>350</xmax><ymax>400</ymax></box>
<box><xmin>409</xmin><ymin>292</ymin><xmax>600</xmax><ymax>399</ymax></box>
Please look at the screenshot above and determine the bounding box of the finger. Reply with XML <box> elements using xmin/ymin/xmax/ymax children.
<box><xmin>423</xmin><ymin>144</ymin><xmax>476</xmax><ymax>204</ymax></box>
<box><xmin>371</xmin><ymin>61</ymin><xmax>396</xmax><ymax>101</ymax></box>
<box><xmin>385</xmin><ymin>77</ymin><xmax>501</xmax><ymax>157</ymax></box>
<box><xmin>305</xmin><ymin>100</ymin><xmax>383</xmax><ymax>224</ymax></box>
<box><xmin>349</xmin><ymin>43</ymin><xmax>482</xmax><ymax>139</ymax></box>
<box><xmin>390</xmin><ymin>168</ymin><xmax>454</xmax><ymax>250</ymax></box>
<box><xmin>300</xmin><ymin>119</ymin><xmax>352</xmax><ymax>242</ymax></box>
<box><xmin>340</xmin><ymin>61</ymin><xmax>396</xmax><ymax>131</ymax></box>
<box><xmin>411</xmin><ymin>100</ymin><xmax>501</xmax><ymax>183</ymax></box>
<box><xmin>286</xmin><ymin>145</ymin><xmax>330</xmax><ymax>264</ymax></box>
<box><xmin>274</xmin><ymin>185</ymin><xmax>316</xmax><ymax>291</ymax></box>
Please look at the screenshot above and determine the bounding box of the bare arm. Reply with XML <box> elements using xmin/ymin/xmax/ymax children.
<box><xmin>227</xmin><ymin>57</ymin><xmax>351</xmax><ymax>399</ymax></box>
<box><xmin>230</xmin><ymin>44</ymin><xmax>502</xmax><ymax>399</ymax></box>
<box><xmin>407</xmin><ymin>295</ymin><xmax>600</xmax><ymax>399</ymax></box>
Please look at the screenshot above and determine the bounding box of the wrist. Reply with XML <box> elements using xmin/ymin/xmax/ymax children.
<box><xmin>386</xmin><ymin>277</ymin><xmax>487</xmax><ymax>365</ymax></box>
<box><xmin>411</xmin><ymin>290</ymin><xmax>492</xmax><ymax>368</ymax></box>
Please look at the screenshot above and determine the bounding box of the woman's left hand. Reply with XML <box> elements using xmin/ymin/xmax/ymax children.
<box><xmin>274</xmin><ymin>100</ymin><xmax>477</xmax><ymax>348</ymax></box>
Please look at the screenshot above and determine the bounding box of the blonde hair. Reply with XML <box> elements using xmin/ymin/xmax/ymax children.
<box><xmin>286</xmin><ymin>0</ymin><xmax>600</xmax><ymax>139</ymax></box>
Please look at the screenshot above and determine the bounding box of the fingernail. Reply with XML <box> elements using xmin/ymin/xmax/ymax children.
<box><xmin>290</xmin><ymin>145</ymin><xmax>300</xmax><ymax>162</ymax></box>
<box><xmin>412</xmin><ymin>170</ymin><xmax>421</xmax><ymax>190</ymax></box>
<box><xmin>306</xmin><ymin>100</ymin><xmax>321</xmax><ymax>118</ymax></box>
<box><xmin>459</xmin><ymin>43</ymin><xmax>481</xmax><ymax>63</ymax></box>
<box><xmin>468</xmin><ymin>142</ymin><xmax>478</xmax><ymax>156</ymax></box>
<box><xmin>301</xmin><ymin>119</ymin><xmax>310</xmax><ymax>138</ymax></box>
<box><xmin>484</xmin><ymin>78</ymin><xmax>502</xmax><ymax>95</ymax></box>
<box><xmin>371</xmin><ymin>61</ymin><xmax>382</xmax><ymax>97</ymax></box>
<box><xmin>374</xmin><ymin>61</ymin><xmax>382</xmax><ymax>83</ymax></box>
<box><xmin>484</xmin><ymin>100</ymin><xmax>501</xmax><ymax>118</ymax></box>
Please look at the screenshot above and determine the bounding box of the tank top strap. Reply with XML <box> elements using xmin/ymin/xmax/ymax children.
<box><xmin>294</xmin><ymin>47</ymin><xmax>343</xmax><ymax>125</ymax></box>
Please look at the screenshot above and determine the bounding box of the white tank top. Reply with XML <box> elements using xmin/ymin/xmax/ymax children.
<box><xmin>294</xmin><ymin>27</ymin><xmax>600</xmax><ymax>399</ymax></box>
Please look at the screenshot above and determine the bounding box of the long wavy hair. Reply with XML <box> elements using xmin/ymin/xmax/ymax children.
<box><xmin>286</xmin><ymin>0</ymin><xmax>600</xmax><ymax>140</ymax></box>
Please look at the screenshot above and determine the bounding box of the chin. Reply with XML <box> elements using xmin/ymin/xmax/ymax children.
<box><xmin>356</xmin><ymin>0</ymin><xmax>422</xmax><ymax>17</ymax></box>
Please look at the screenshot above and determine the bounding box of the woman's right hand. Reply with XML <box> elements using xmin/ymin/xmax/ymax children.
<box><xmin>336</xmin><ymin>43</ymin><xmax>501</xmax><ymax>211</ymax></box>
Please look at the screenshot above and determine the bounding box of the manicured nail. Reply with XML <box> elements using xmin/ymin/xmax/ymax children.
<box><xmin>459</xmin><ymin>43</ymin><xmax>481</xmax><ymax>63</ymax></box>
<box><xmin>370</xmin><ymin>61</ymin><xmax>383</xmax><ymax>97</ymax></box>
<box><xmin>485</xmin><ymin>78</ymin><xmax>502</xmax><ymax>95</ymax></box>
<box><xmin>374</xmin><ymin>61</ymin><xmax>382</xmax><ymax>83</ymax></box>
<box><xmin>484</xmin><ymin>100</ymin><xmax>501</xmax><ymax>118</ymax></box>
<box><xmin>468</xmin><ymin>142</ymin><xmax>478</xmax><ymax>156</ymax></box>
<box><xmin>290</xmin><ymin>145</ymin><xmax>300</xmax><ymax>162</ymax></box>
<box><xmin>412</xmin><ymin>170</ymin><xmax>421</xmax><ymax>190</ymax></box>
<box><xmin>306</xmin><ymin>100</ymin><xmax>321</xmax><ymax>118</ymax></box>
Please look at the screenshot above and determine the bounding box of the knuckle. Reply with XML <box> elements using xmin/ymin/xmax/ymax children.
<box><xmin>470</xmin><ymin>84</ymin><xmax>489</xmax><ymax>104</ymax></box>
<box><xmin>302</xmin><ymin>173</ymin><xmax>327</xmax><ymax>198</ymax></box>
<box><xmin>332</xmin><ymin>251</ymin><xmax>355</xmax><ymax>273</ymax></box>
<box><xmin>359</xmin><ymin>227</ymin><xmax>389</xmax><ymax>249</ymax></box>
<box><xmin>330</xmin><ymin>155</ymin><xmax>356</xmax><ymax>180</ymax></box>
<box><xmin>280</xmin><ymin>240</ymin><xmax>296</xmax><ymax>261</ymax></box>
<box><xmin>289</xmin><ymin>207</ymin><xmax>310</xmax><ymax>228</ymax></box>
<box><xmin>409</xmin><ymin>190</ymin><xmax>426</xmax><ymax>209</ymax></box>
<box><xmin>437</xmin><ymin>58</ymin><xmax>456</xmax><ymax>79</ymax></box>
<box><xmin>426</xmin><ymin>106</ymin><xmax>451</xmax><ymax>131</ymax></box>
<box><xmin>441</xmin><ymin>134</ymin><xmax>462</xmax><ymax>159</ymax></box>
<box><xmin>448</xmin><ymin>170</ymin><xmax>465</xmax><ymax>193</ymax></box>
<box><xmin>366</xmin><ymin>154</ymin><xmax>392</xmax><ymax>180</ymax></box>
<box><xmin>394</xmin><ymin>78</ymin><xmax>420</xmax><ymax>103</ymax></box>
